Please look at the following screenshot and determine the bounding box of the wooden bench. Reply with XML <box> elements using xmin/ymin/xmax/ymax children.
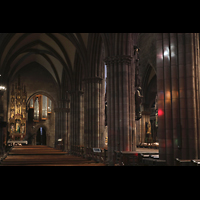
<box><xmin>70</xmin><ymin>145</ymin><xmax>108</xmax><ymax>164</ymax></box>
<box><xmin>191</xmin><ymin>159</ymin><xmax>200</xmax><ymax>166</ymax></box>
<box><xmin>114</xmin><ymin>150</ymin><xmax>121</xmax><ymax>166</ymax></box>
<box><xmin>84</xmin><ymin>147</ymin><xmax>108</xmax><ymax>164</ymax></box>
<box><xmin>70</xmin><ymin>145</ymin><xmax>83</xmax><ymax>157</ymax></box>
<box><xmin>119</xmin><ymin>151</ymin><xmax>140</xmax><ymax>166</ymax></box>
<box><xmin>141</xmin><ymin>157</ymin><xmax>166</xmax><ymax>166</ymax></box>
<box><xmin>117</xmin><ymin>151</ymin><xmax>165</xmax><ymax>166</ymax></box>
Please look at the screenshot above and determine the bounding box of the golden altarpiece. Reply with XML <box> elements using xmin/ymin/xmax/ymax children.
<box><xmin>9</xmin><ymin>76</ymin><xmax>27</xmax><ymax>141</ymax></box>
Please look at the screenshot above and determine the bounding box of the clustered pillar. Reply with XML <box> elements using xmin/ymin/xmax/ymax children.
<box><xmin>84</xmin><ymin>77</ymin><xmax>105</xmax><ymax>149</ymax></box>
<box><xmin>156</xmin><ymin>33</ymin><xmax>200</xmax><ymax>165</ymax></box>
<box><xmin>70</xmin><ymin>90</ymin><xmax>84</xmax><ymax>150</ymax></box>
<box><xmin>104</xmin><ymin>55</ymin><xmax>136</xmax><ymax>165</ymax></box>
<box><xmin>54</xmin><ymin>99</ymin><xmax>70</xmax><ymax>150</ymax></box>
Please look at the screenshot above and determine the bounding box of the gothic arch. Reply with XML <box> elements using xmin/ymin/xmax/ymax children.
<box><xmin>27</xmin><ymin>90</ymin><xmax>58</xmax><ymax>109</ymax></box>
<box><xmin>142</xmin><ymin>63</ymin><xmax>157</xmax><ymax>108</ymax></box>
<box><xmin>32</xmin><ymin>124</ymin><xmax>48</xmax><ymax>146</ymax></box>
<box><xmin>34</xmin><ymin>124</ymin><xmax>48</xmax><ymax>135</ymax></box>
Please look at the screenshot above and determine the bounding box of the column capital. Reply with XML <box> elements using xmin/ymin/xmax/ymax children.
<box><xmin>104</xmin><ymin>55</ymin><xmax>133</xmax><ymax>65</ymax></box>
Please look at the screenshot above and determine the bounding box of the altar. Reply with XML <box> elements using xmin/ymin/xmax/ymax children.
<box><xmin>9</xmin><ymin>75</ymin><xmax>27</xmax><ymax>141</ymax></box>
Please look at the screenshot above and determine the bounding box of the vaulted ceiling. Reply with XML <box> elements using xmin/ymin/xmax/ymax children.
<box><xmin>0</xmin><ymin>33</ymin><xmax>89</xmax><ymax>86</ymax></box>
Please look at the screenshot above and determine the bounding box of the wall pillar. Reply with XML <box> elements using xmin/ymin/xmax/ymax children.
<box><xmin>156</xmin><ymin>33</ymin><xmax>200</xmax><ymax>165</ymax></box>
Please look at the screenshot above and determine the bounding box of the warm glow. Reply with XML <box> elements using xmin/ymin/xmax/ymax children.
<box><xmin>0</xmin><ymin>86</ymin><xmax>6</xmax><ymax>90</ymax></box>
<box><xmin>165</xmin><ymin>91</ymin><xmax>171</xmax><ymax>99</ymax></box>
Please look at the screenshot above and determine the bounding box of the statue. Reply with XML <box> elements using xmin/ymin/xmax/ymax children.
<box><xmin>146</xmin><ymin>121</ymin><xmax>151</xmax><ymax>135</ymax></box>
<box><xmin>17</xmin><ymin>105</ymin><xmax>21</xmax><ymax>114</ymax></box>
<box><xmin>134</xmin><ymin>46</ymin><xmax>143</xmax><ymax>120</ymax></box>
<box><xmin>135</xmin><ymin>87</ymin><xmax>143</xmax><ymax>120</ymax></box>
<box><xmin>10</xmin><ymin>124</ymin><xmax>14</xmax><ymax>134</ymax></box>
<box><xmin>23</xmin><ymin>112</ymin><xmax>26</xmax><ymax>119</ymax></box>
<box><xmin>16</xmin><ymin>122</ymin><xmax>20</xmax><ymax>133</ymax></box>
<box><xmin>11</xmin><ymin>111</ymin><xmax>14</xmax><ymax>118</ymax></box>
<box><xmin>146</xmin><ymin>121</ymin><xmax>152</xmax><ymax>143</ymax></box>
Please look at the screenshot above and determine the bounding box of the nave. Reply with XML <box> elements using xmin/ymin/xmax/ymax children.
<box><xmin>0</xmin><ymin>145</ymin><xmax>105</xmax><ymax>166</ymax></box>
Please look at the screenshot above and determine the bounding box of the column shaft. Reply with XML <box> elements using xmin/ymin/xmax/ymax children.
<box><xmin>105</xmin><ymin>55</ymin><xmax>135</xmax><ymax>165</ymax></box>
<box><xmin>156</xmin><ymin>33</ymin><xmax>200</xmax><ymax>165</ymax></box>
<box><xmin>84</xmin><ymin>77</ymin><xmax>103</xmax><ymax>148</ymax></box>
<box><xmin>70</xmin><ymin>90</ymin><xmax>84</xmax><ymax>150</ymax></box>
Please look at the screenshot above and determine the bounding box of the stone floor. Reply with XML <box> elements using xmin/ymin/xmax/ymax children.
<box><xmin>0</xmin><ymin>145</ymin><xmax>105</xmax><ymax>166</ymax></box>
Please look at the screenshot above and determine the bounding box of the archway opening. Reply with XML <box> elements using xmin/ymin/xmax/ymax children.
<box><xmin>26</xmin><ymin>93</ymin><xmax>55</xmax><ymax>147</ymax></box>
<box><xmin>36</xmin><ymin>127</ymin><xmax>46</xmax><ymax>145</ymax></box>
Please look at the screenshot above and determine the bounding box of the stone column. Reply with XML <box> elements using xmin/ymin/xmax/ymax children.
<box><xmin>70</xmin><ymin>90</ymin><xmax>84</xmax><ymax>151</ymax></box>
<box><xmin>64</xmin><ymin>99</ymin><xmax>70</xmax><ymax>152</ymax></box>
<box><xmin>156</xmin><ymin>33</ymin><xmax>200</xmax><ymax>165</ymax></box>
<box><xmin>54</xmin><ymin>99</ymin><xmax>70</xmax><ymax>150</ymax></box>
<box><xmin>84</xmin><ymin>77</ymin><xmax>104</xmax><ymax>149</ymax></box>
<box><xmin>54</xmin><ymin>108</ymin><xmax>60</xmax><ymax>146</ymax></box>
<box><xmin>104</xmin><ymin>55</ymin><xmax>135</xmax><ymax>165</ymax></box>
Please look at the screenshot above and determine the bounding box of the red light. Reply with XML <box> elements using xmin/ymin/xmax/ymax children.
<box><xmin>158</xmin><ymin>109</ymin><xmax>164</xmax><ymax>116</ymax></box>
